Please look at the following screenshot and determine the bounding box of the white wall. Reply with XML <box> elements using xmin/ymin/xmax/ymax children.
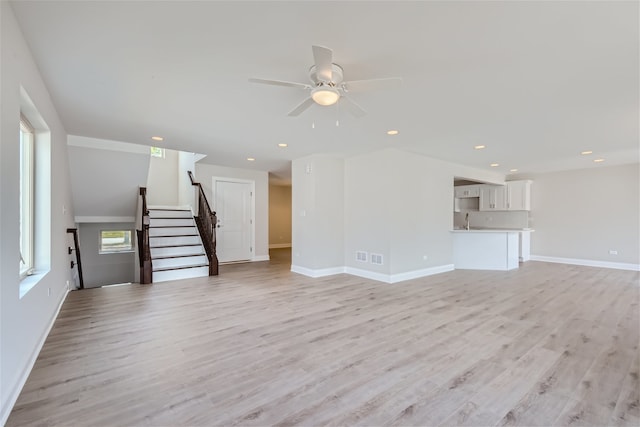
<box><xmin>291</xmin><ymin>155</ymin><xmax>345</xmax><ymax>272</ymax></box>
<box><xmin>78</xmin><ymin>223</ymin><xmax>136</xmax><ymax>288</ymax></box>
<box><xmin>269</xmin><ymin>184</ymin><xmax>292</xmax><ymax>247</ymax></box>
<box><xmin>67</xmin><ymin>136</ymin><xmax>150</xmax><ymax>221</ymax></box>
<box><xmin>178</xmin><ymin>151</ymin><xmax>197</xmax><ymax>209</ymax></box>
<box><xmin>146</xmin><ymin>148</ymin><xmax>179</xmax><ymax>206</ymax></box>
<box><xmin>526</xmin><ymin>164</ymin><xmax>639</xmax><ymax>266</ymax></box>
<box><xmin>344</xmin><ymin>149</ymin><xmax>506</xmax><ymax>278</ymax></box>
<box><xmin>1</xmin><ymin>3</ymin><xmax>76</xmax><ymax>422</ymax></box>
<box><xmin>194</xmin><ymin>163</ymin><xmax>269</xmax><ymax>260</ymax></box>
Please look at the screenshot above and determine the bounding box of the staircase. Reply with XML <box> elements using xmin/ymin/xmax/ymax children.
<box><xmin>148</xmin><ymin>208</ymin><xmax>209</xmax><ymax>282</ymax></box>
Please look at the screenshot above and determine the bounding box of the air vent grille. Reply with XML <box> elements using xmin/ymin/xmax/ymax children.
<box><xmin>371</xmin><ymin>253</ymin><xmax>384</xmax><ymax>265</ymax></box>
<box><xmin>356</xmin><ymin>251</ymin><xmax>368</xmax><ymax>262</ymax></box>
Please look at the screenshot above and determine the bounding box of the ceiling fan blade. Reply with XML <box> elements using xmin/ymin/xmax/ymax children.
<box><xmin>287</xmin><ymin>97</ymin><xmax>315</xmax><ymax>116</ymax></box>
<box><xmin>312</xmin><ymin>45</ymin><xmax>333</xmax><ymax>82</ymax></box>
<box><xmin>341</xmin><ymin>95</ymin><xmax>367</xmax><ymax>118</ymax></box>
<box><xmin>249</xmin><ymin>78</ymin><xmax>311</xmax><ymax>90</ymax></box>
<box><xmin>342</xmin><ymin>77</ymin><xmax>402</xmax><ymax>92</ymax></box>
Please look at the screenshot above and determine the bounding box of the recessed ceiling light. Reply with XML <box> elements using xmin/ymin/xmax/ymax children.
<box><xmin>593</xmin><ymin>158</ymin><xmax>605</xmax><ymax>163</ymax></box>
<box><xmin>490</xmin><ymin>163</ymin><xmax>499</xmax><ymax>167</ymax></box>
<box><xmin>247</xmin><ymin>157</ymin><xmax>255</xmax><ymax>162</ymax></box>
<box><xmin>387</xmin><ymin>130</ymin><xmax>399</xmax><ymax>135</ymax></box>
<box><xmin>581</xmin><ymin>150</ymin><xmax>593</xmax><ymax>155</ymax></box>
<box><xmin>278</xmin><ymin>143</ymin><xmax>288</xmax><ymax>147</ymax></box>
<box><xmin>151</xmin><ymin>136</ymin><xmax>164</xmax><ymax>141</ymax></box>
<box><xmin>474</xmin><ymin>145</ymin><xmax>486</xmax><ymax>150</ymax></box>
<box><xmin>509</xmin><ymin>169</ymin><xmax>518</xmax><ymax>172</ymax></box>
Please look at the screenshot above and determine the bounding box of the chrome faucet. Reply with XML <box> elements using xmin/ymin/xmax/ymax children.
<box><xmin>465</xmin><ymin>213</ymin><xmax>470</xmax><ymax>230</ymax></box>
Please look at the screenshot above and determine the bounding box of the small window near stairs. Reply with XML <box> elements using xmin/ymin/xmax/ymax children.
<box><xmin>150</xmin><ymin>146</ymin><xmax>165</xmax><ymax>158</ymax></box>
<box><xmin>100</xmin><ymin>230</ymin><xmax>134</xmax><ymax>254</ymax></box>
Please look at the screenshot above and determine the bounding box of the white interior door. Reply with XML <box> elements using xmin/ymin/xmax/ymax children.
<box><xmin>214</xmin><ymin>179</ymin><xmax>253</xmax><ymax>262</ymax></box>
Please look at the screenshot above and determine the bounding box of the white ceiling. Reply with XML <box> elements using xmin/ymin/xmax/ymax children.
<box><xmin>11</xmin><ymin>1</ymin><xmax>639</xmax><ymax>183</ymax></box>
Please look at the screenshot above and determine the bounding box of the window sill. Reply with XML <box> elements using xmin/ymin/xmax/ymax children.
<box><xmin>19</xmin><ymin>270</ymin><xmax>49</xmax><ymax>299</ymax></box>
<box><xmin>99</xmin><ymin>250</ymin><xmax>135</xmax><ymax>255</ymax></box>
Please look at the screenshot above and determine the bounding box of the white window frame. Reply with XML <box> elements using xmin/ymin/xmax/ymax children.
<box><xmin>99</xmin><ymin>230</ymin><xmax>135</xmax><ymax>254</ymax></box>
<box><xmin>150</xmin><ymin>146</ymin><xmax>165</xmax><ymax>158</ymax></box>
<box><xmin>20</xmin><ymin>115</ymin><xmax>35</xmax><ymax>278</ymax></box>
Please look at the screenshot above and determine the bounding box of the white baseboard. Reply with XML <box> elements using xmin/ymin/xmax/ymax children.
<box><xmin>530</xmin><ymin>255</ymin><xmax>640</xmax><ymax>272</ymax></box>
<box><xmin>291</xmin><ymin>265</ymin><xmax>345</xmax><ymax>278</ymax></box>
<box><xmin>291</xmin><ymin>264</ymin><xmax>454</xmax><ymax>283</ymax></box>
<box><xmin>1</xmin><ymin>288</ymin><xmax>70</xmax><ymax>426</ymax></box>
<box><xmin>346</xmin><ymin>264</ymin><xmax>455</xmax><ymax>284</ymax></box>
<box><xmin>269</xmin><ymin>243</ymin><xmax>292</xmax><ymax>249</ymax></box>
<box><xmin>219</xmin><ymin>255</ymin><xmax>270</xmax><ymax>265</ymax></box>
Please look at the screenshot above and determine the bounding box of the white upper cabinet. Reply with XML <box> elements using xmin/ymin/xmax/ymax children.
<box><xmin>480</xmin><ymin>185</ymin><xmax>506</xmax><ymax>211</ymax></box>
<box><xmin>454</xmin><ymin>185</ymin><xmax>480</xmax><ymax>198</ymax></box>
<box><xmin>505</xmin><ymin>180</ymin><xmax>532</xmax><ymax>211</ymax></box>
<box><xmin>479</xmin><ymin>181</ymin><xmax>531</xmax><ymax>211</ymax></box>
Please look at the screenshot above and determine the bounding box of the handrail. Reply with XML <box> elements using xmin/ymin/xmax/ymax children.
<box><xmin>66</xmin><ymin>228</ymin><xmax>84</xmax><ymax>289</ymax></box>
<box><xmin>137</xmin><ymin>187</ymin><xmax>152</xmax><ymax>284</ymax></box>
<box><xmin>188</xmin><ymin>171</ymin><xmax>219</xmax><ymax>276</ymax></box>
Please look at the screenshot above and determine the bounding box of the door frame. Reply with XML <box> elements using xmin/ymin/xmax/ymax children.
<box><xmin>211</xmin><ymin>176</ymin><xmax>256</xmax><ymax>262</ymax></box>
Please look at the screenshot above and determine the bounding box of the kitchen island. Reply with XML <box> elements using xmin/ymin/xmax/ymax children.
<box><xmin>451</xmin><ymin>229</ymin><xmax>525</xmax><ymax>270</ymax></box>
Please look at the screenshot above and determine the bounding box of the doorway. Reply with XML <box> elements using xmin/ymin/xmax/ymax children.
<box><xmin>213</xmin><ymin>177</ymin><xmax>254</xmax><ymax>263</ymax></box>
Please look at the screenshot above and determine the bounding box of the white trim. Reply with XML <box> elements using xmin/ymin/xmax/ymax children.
<box><xmin>269</xmin><ymin>243</ymin><xmax>292</xmax><ymax>249</ymax></box>
<box><xmin>530</xmin><ymin>255</ymin><xmax>640</xmax><ymax>272</ymax></box>
<box><xmin>291</xmin><ymin>264</ymin><xmax>455</xmax><ymax>283</ymax></box>
<box><xmin>291</xmin><ymin>265</ymin><xmax>345</xmax><ymax>278</ymax></box>
<box><xmin>344</xmin><ymin>267</ymin><xmax>391</xmax><ymax>283</ymax></box>
<box><xmin>346</xmin><ymin>264</ymin><xmax>455</xmax><ymax>284</ymax></box>
<box><xmin>1</xmin><ymin>288</ymin><xmax>70</xmax><ymax>426</ymax></box>
<box><xmin>75</xmin><ymin>216</ymin><xmax>135</xmax><ymax>223</ymax></box>
<box><xmin>67</xmin><ymin>135</ymin><xmax>150</xmax><ymax>154</ymax></box>
<box><xmin>390</xmin><ymin>264</ymin><xmax>455</xmax><ymax>283</ymax></box>
<box><xmin>252</xmin><ymin>255</ymin><xmax>270</xmax><ymax>262</ymax></box>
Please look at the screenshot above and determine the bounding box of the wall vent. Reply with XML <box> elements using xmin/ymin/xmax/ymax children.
<box><xmin>371</xmin><ymin>253</ymin><xmax>384</xmax><ymax>265</ymax></box>
<box><xmin>356</xmin><ymin>251</ymin><xmax>368</xmax><ymax>262</ymax></box>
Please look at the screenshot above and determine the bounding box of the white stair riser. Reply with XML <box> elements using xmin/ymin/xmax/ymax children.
<box><xmin>149</xmin><ymin>210</ymin><xmax>192</xmax><ymax>219</ymax></box>
<box><xmin>151</xmin><ymin>246</ymin><xmax>204</xmax><ymax>257</ymax></box>
<box><xmin>149</xmin><ymin>227</ymin><xmax>198</xmax><ymax>237</ymax></box>
<box><xmin>154</xmin><ymin>255</ymin><xmax>209</xmax><ymax>269</ymax></box>
<box><xmin>153</xmin><ymin>266</ymin><xmax>209</xmax><ymax>283</ymax></box>
<box><xmin>150</xmin><ymin>235</ymin><xmax>202</xmax><ymax>246</ymax></box>
<box><xmin>149</xmin><ymin>218</ymin><xmax>194</xmax><ymax>227</ymax></box>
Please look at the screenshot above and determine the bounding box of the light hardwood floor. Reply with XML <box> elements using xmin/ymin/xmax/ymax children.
<box><xmin>7</xmin><ymin>250</ymin><xmax>640</xmax><ymax>426</ymax></box>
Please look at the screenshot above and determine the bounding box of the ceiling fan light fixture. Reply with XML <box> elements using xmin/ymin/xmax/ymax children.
<box><xmin>311</xmin><ymin>86</ymin><xmax>340</xmax><ymax>106</ymax></box>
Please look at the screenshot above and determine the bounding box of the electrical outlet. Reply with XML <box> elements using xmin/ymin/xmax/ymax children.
<box><xmin>47</xmin><ymin>287</ymin><xmax>51</xmax><ymax>296</ymax></box>
<box><xmin>66</xmin><ymin>280</ymin><xmax>70</xmax><ymax>290</ymax></box>
<box><xmin>609</xmin><ymin>250</ymin><xmax>618</xmax><ymax>255</ymax></box>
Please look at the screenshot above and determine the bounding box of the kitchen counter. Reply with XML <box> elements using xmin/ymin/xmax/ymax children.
<box><xmin>451</xmin><ymin>229</ymin><xmax>521</xmax><ymax>270</ymax></box>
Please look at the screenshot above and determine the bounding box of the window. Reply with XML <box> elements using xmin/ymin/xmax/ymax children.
<box><xmin>150</xmin><ymin>146</ymin><xmax>165</xmax><ymax>158</ymax></box>
<box><xmin>100</xmin><ymin>230</ymin><xmax>134</xmax><ymax>253</ymax></box>
<box><xmin>20</xmin><ymin>115</ymin><xmax>34</xmax><ymax>277</ymax></box>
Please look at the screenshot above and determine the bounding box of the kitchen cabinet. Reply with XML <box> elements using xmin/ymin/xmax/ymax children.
<box><xmin>505</xmin><ymin>180</ymin><xmax>531</xmax><ymax>211</ymax></box>
<box><xmin>479</xmin><ymin>181</ymin><xmax>531</xmax><ymax>211</ymax></box>
<box><xmin>480</xmin><ymin>185</ymin><xmax>506</xmax><ymax>211</ymax></box>
<box><xmin>454</xmin><ymin>185</ymin><xmax>480</xmax><ymax>198</ymax></box>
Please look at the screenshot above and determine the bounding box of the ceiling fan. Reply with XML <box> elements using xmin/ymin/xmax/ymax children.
<box><xmin>249</xmin><ymin>45</ymin><xmax>402</xmax><ymax>117</ymax></box>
